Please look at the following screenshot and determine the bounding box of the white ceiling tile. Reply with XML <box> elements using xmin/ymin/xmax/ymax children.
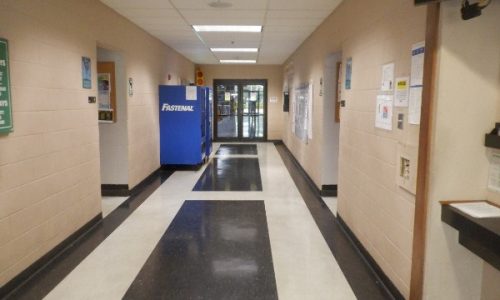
<box><xmin>198</xmin><ymin>32</ymin><xmax>262</xmax><ymax>43</ymax></box>
<box><xmin>204</xmin><ymin>40</ymin><xmax>261</xmax><ymax>48</ymax></box>
<box><xmin>181</xmin><ymin>10</ymin><xmax>265</xmax><ymax>25</ymax></box>
<box><xmin>100</xmin><ymin>0</ymin><xmax>343</xmax><ymax>64</ymax></box>
<box><xmin>269</xmin><ymin>0</ymin><xmax>342</xmax><ymax>10</ymax></box>
<box><xmin>101</xmin><ymin>0</ymin><xmax>173</xmax><ymax>9</ymax></box>
<box><xmin>170</xmin><ymin>0</ymin><xmax>268</xmax><ymax>10</ymax></box>
<box><xmin>214</xmin><ymin>52</ymin><xmax>258</xmax><ymax>60</ymax></box>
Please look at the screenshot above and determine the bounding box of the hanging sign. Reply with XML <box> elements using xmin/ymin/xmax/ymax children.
<box><xmin>0</xmin><ymin>38</ymin><xmax>13</xmax><ymax>134</ymax></box>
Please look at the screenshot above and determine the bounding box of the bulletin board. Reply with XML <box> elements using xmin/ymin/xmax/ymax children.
<box><xmin>293</xmin><ymin>82</ymin><xmax>313</xmax><ymax>143</ymax></box>
<box><xmin>0</xmin><ymin>38</ymin><xmax>13</xmax><ymax>134</ymax></box>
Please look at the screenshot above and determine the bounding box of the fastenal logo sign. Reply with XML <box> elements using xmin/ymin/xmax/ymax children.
<box><xmin>161</xmin><ymin>103</ymin><xmax>194</xmax><ymax>112</ymax></box>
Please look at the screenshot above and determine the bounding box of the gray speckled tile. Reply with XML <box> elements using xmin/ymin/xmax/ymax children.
<box><xmin>124</xmin><ymin>200</ymin><xmax>278</xmax><ymax>300</ymax></box>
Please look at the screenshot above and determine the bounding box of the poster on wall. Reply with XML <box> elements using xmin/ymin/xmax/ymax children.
<box><xmin>408</xmin><ymin>41</ymin><xmax>425</xmax><ymax>125</ymax></box>
<box><xmin>345</xmin><ymin>57</ymin><xmax>352</xmax><ymax>90</ymax></box>
<box><xmin>375</xmin><ymin>94</ymin><xmax>393</xmax><ymax>130</ymax></box>
<box><xmin>81</xmin><ymin>56</ymin><xmax>92</xmax><ymax>89</ymax></box>
<box><xmin>408</xmin><ymin>86</ymin><xmax>422</xmax><ymax>124</ymax></box>
<box><xmin>394</xmin><ymin>77</ymin><xmax>410</xmax><ymax>107</ymax></box>
<box><xmin>97</xmin><ymin>73</ymin><xmax>111</xmax><ymax>110</ymax></box>
<box><xmin>294</xmin><ymin>83</ymin><xmax>312</xmax><ymax>142</ymax></box>
<box><xmin>0</xmin><ymin>38</ymin><xmax>13</xmax><ymax>134</ymax></box>
<box><xmin>410</xmin><ymin>42</ymin><xmax>425</xmax><ymax>86</ymax></box>
<box><xmin>380</xmin><ymin>62</ymin><xmax>395</xmax><ymax>91</ymax></box>
<box><xmin>307</xmin><ymin>81</ymin><xmax>313</xmax><ymax>140</ymax></box>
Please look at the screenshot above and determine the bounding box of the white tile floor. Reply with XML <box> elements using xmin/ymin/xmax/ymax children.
<box><xmin>45</xmin><ymin>143</ymin><xmax>355</xmax><ymax>300</ymax></box>
<box><xmin>101</xmin><ymin>196</ymin><xmax>129</xmax><ymax>217</ymax></box>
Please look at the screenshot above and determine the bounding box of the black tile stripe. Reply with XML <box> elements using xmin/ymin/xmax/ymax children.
<box><xmin>193</xmin><ymin>158</ymin><xmax>262</xmax><ymax>191</ymax></box>
<box><xmin>2</xmin><ymin>169</ymin><xmax>174</xmax><ymax>300</ymax></box>
<box><xmin>124</xmin><ymin>200</ymin><xmax>278</xmax><ymax>300</ymax></box>
<box><xmin>275</xmin><ymin>143</ymin><xmax>402</xmax><ymax>300</ymax></box>
<box><xmin>216</xmin><ymin>144</ymin><xmax>258</xmax><ymax>155</ymax></box>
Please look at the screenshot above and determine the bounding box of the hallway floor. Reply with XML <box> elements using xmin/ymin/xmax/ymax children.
<box><xmin>6</xmin><ymin>143</ymin><xmax>392</xmax><ymax>300</ymax></box>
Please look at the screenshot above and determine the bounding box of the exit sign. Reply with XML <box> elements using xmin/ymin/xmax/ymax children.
<box><xmin>0</xmin><ymin>38</ymin><xmax>13</xmax><ymax>134</ymax></box>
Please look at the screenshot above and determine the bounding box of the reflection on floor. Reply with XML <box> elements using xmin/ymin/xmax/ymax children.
<box><xmin>124</xmin><ymin>201</ymin><xmax>278</xmax><ymax>300</ymax></box>
<box><xmin>101</xmin><ymin>196</ymin><xmax>129</xmax><ymax>217</ymax></box>
<box><xmin>217</xmin><ymin>115</ymin><xmax>264</xmax><ymax>138</ymax></box>
<box><xmin>192</xmin><ymin>157</ymin><xmax>263</xmax><ymax>191</ymax></box>
<box><xmin>12</xmin><ymin>143</ymin><xmax>396</xmax><ymax>300</ymax></box>
<box><xmin>216</xmin><ymin>144</ymin><xmax>258</xmax><ymax>155</ymax></box>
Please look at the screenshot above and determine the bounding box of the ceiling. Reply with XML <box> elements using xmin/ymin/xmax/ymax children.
<box><xmin>100</xmin><ymin>0</ymin><xmax>343</xmax><ymax>65</ymax></box>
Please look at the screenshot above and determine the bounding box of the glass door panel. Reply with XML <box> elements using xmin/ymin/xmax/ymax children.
<box><xmin>215</xmin><ymin>83</ymin><xmax>239</xmax><ymax>138</ymax></box>
<box><xmin>214</xmin><ymin>79</ymin><xmax>266</xmax><ymax>140</ymax></box>
<box><xmin>242</xmin><ymin>84</ymin><xmax>264</xmax><ymax>139</ymax></box>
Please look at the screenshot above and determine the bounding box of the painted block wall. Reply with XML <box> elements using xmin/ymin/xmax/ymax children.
<box><xmin>423</xmin><ymin>1</ymin><xmax>500</xmax><ymax>299</ymax></box>
<box><xmin>282</xmin><ymin>0</ymin><xmax>426</xmax><ymax>297</ymax></box>
<box><xmin>0</xmin><ymin>0</ymin><xmax>194</xmax><ymax>287</ymax></box>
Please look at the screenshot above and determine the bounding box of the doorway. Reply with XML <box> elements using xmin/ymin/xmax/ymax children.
<box><xmin>96</xmin><ymin>46</ymin><xmax>129</xmax><ymax>198</ymax></box>
<box><xmin>214</xmin><ymin>79</ymin><xmax>267</xmax><ymax>141</ymax></box>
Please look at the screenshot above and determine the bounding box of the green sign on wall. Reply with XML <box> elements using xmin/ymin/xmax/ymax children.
<box><xmin>0</xmin><ymin>38</ymin><xmax>13</xmax><ymax>134</ymax></box>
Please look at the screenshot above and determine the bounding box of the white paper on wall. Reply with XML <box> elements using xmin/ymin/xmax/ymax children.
<box><xmin>308</xmin><ymin>81</ymin><xmax>313</xmax><ymax>140</ymax></box>
<box><xmin>381</xmin><ymin>63</ymin><xmax>395</xmax><ymax>91</ymax></box>
<box><xmin>488</xmin><ymin>151</ymin><xmax>500</xmax><ymax>193</ymax></box>
<box><xmin>186</xmin><ymin>86</ymin><xmax>197</xmax><ymax>101</ymax></box>
<box><xmin>394</xmin><ymin>77</ymin><xmax>410</xmax><ymax>107</ymax></box>
<box><xmin>410</xmin><ymin>42</ymin><xmax>425</xmax><ymax>87</ymax></box>
<box><xmin>408</xmin><ymin>86</ymin><xmax>422</xmax><ymax>125</ymax></box>
<box><xmin>375</xmin><ymin>94</ymin><xmax>393</xmax><ymax>130</ymax></box>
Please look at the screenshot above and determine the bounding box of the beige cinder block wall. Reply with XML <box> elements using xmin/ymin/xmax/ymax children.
<box><xmin>199</xmin><ymin>64</ymin><xmax>284</xmax><ymax>140</ymax></box>
<box><xmin>423</xmin><ymin>1</ymin><xmax>500</xmax><ymax>299</ymax></box>
<box><xmin>0</xmin><ymin>0</ymin><xmax>194</xmax><ymax>287</ymax></box>
<box><xmin>283</xmin><ymin>0</ymin><xmax>426</xmax><ymax>297</ymax></box>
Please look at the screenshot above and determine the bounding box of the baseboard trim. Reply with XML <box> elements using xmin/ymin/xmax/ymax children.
<box><xmin>337</xmin><ymin>215</ymin><xmax>405</xmax><ymax>300</ymax></box>
<box><xmin>267</xmin><ymin>139</ymin><xmax>283</xmax><ymax>144</ymax></box>
<box><xmin>321</xmin><ymin>184</ymin><xmax>338</xmax><ymax>197</ymax></box>
<box><xmin>101</xmin><ymin>184</ymin><xmax>130</xmax><ymax>197</ymax></box>
<box><xmin>0</xmin><ymin>213</ymin><xmax>102</xmax><ymax>299</ymax></box>
<box><xmin>129</xmin><ymin>167</ymin><xmax>164</xmax><ymax>195</ymax></box>
<box><xmin>278</xmin><ymin>142</ymin><xmax>323</xmax><ymax>197</ymax></box>
<box><xmin>161</xmin><ymin>164</ymin><xmax>203</xmax><ymax>171</ymax></box>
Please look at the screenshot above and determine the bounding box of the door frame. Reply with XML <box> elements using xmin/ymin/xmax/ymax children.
<box><xmin>213</xmin><ymin>79</ymin><xmax>268</xmax><ymax>142</ymax></box>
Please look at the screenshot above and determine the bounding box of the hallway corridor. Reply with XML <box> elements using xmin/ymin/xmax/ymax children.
<box><xmin>5</xmin><ymin>143</ymin><xmax>392</xmax><ymax>300</ymax></box>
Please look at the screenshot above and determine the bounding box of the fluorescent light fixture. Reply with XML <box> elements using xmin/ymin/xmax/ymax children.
<box><xmin>220</xmin><ymin>60</ymin><xmax>257</xmax><ymax>64</ymax></box>
<box><xmin>211</xmin><ymin>48</ymin><xmax>258</xmax><ymax>53</ymax></box>
<box><xmin>193</xmin><ymin>25</ymin><xmax>262</xmax><ymax>32</ymax></box>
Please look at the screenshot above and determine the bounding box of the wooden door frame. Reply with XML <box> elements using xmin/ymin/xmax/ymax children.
<box><xmin>410</xmin><ymin>3</ymin><xmax>440</xmax><ymax>300</ymax></box>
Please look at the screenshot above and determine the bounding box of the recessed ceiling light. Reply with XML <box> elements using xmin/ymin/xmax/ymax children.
<box><xmin>193</xmin><ymin>25</ymin><xmax>262</xmax><ymax>32</ymax></box>
<box><xmin>211</xmin><ymin>48</ymin><xmax>258</xmax><ymax>52</ymax></box>
<box><xmin>220</xmin><ymin>60</ymin><xmax>257</xmax><ymax>64</ymax></box>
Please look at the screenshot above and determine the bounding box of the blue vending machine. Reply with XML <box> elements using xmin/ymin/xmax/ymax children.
<box><xmin>205</xmin><ymin>87</ymin><xmax>213</xmax><ymax>158</ymax></box>
<box><xmin>159</xmin><ymin>85</ymin><xmax>207</xmax><ymax>167</ymax></box>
